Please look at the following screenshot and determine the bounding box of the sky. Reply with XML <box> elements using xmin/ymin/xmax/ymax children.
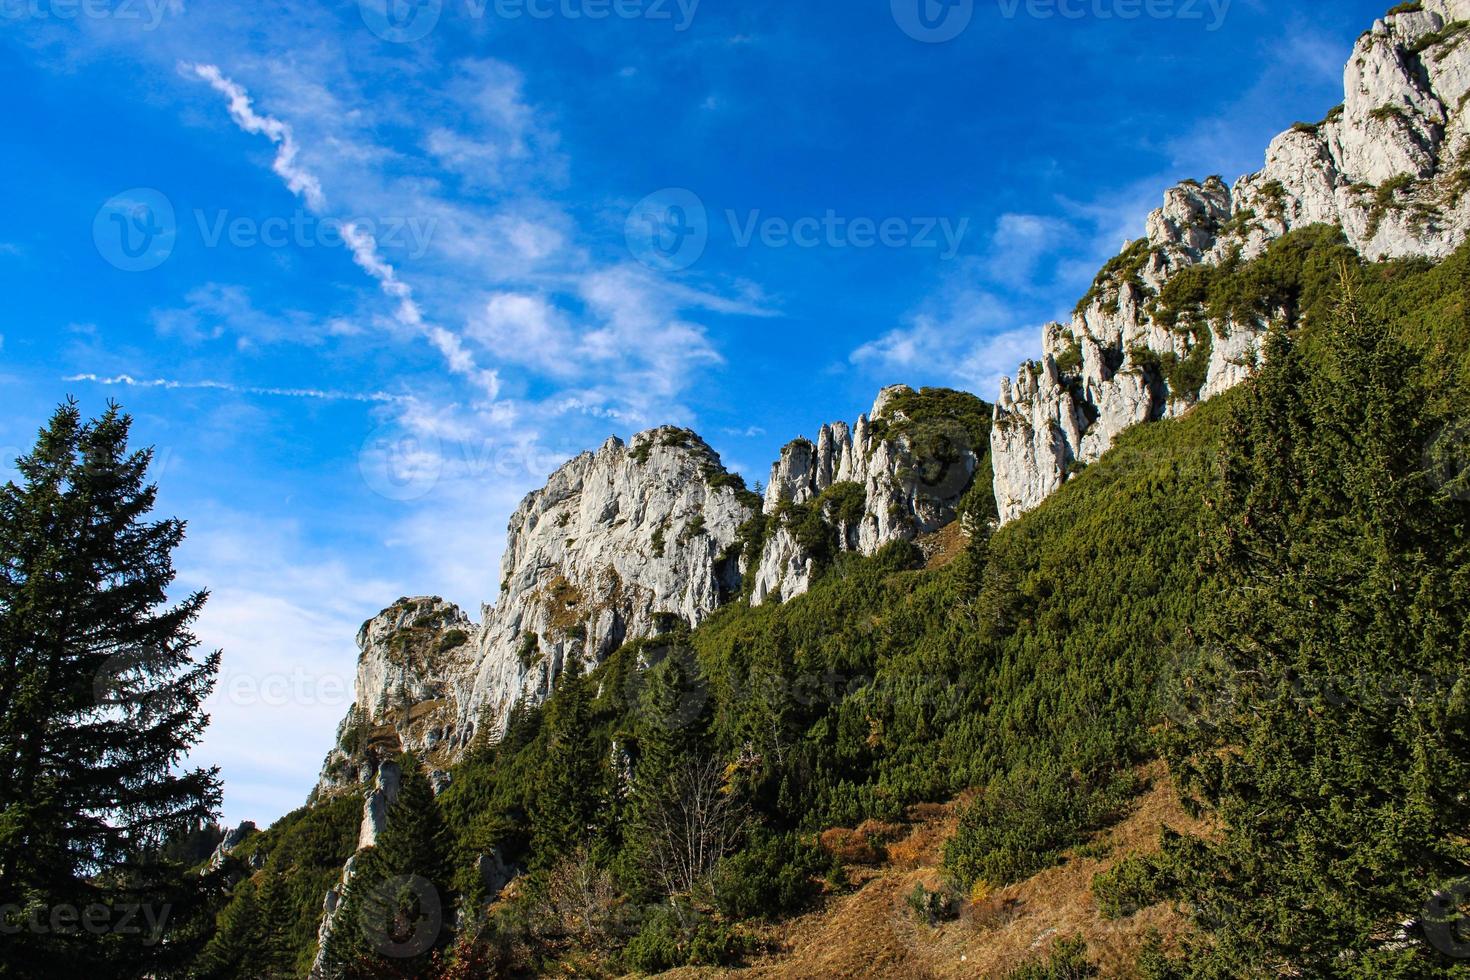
<box><xmin>1</xmin><ymin>0</ymin><xmax>1392</xmax><ymax>826</ymax></box>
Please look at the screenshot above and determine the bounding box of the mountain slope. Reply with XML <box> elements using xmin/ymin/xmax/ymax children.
<box><xmin>994</xmin><ymin>0</ymin><xmax>1470</xmax><ymax>522</ymax></box>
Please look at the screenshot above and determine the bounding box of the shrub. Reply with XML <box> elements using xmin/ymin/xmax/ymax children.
<box><xmin>1004</xmin><ymin>936</ymin><xmax>1097</xmax><ymax>978</ymax></box>
<box><xmin>437</xmin><ymin>628</ymin><xmax>470</xmax><ymax>654</ymax></box>
<box><xmin>713</xmin><ymin>832</ymin><xmax>830</xmax><ymax>919</ymax></box>
<box><xmin>1092</xmin><ymin>855</ymin><xmax>1171</xmax><ymax>919</ymax></box>
<box><xmin>944</xmin><ymin>766</ymin><xmax>1136</xmax><ymax>888</ymax></box>
<box><xmin>623</xmin><ymin>905</ymin><xmax>750</xmax><ymax>972</ymax></box>
<box><xmin>905</xmin><ymin>881</ymin><xmax>957</xmax><ymax>926</ymax></box>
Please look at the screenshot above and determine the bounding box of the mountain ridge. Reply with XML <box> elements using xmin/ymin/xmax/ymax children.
<box><xmin>993</xmin><ymin>0</ymin><xmax>1470</xmax><ymax>521</ymax></box>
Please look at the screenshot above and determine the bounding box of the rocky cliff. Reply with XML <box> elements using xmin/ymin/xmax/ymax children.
<box><xmin>753</xmin><ymin>385</ymin><xmax>988</xmax><ymax>603</ymax></box>
<box><xmin>994</xmin><ymin>0</ymin><xmax>1470</xmax><ymax>522</ymax></box>
<box><xmin>314</xmin><ymin>389</ymin><xmax>992</xmax><ymax>802</ymax></box>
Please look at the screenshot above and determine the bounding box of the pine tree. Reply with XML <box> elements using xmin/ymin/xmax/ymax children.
<box><xmin>528</xmin><ymin>657</ymin><xmax>604</xmax><ymax>869</ymax></box>
<box><xmin>193</xmin><ymin>877</ymin><xmax>267</xmax><ymax>978</ymax></box>
<box><xmin>323</xmin><ymin>754</ymin><xmax>453</xmax><ymax>978</ymax></box>
<box><xmin>1160</xmin><ymin>286</ymin><xmax>1470</xmax><ymax>975</ymax></box>
<box><xmin>0</xmin><ymin>401</ymin><xmax>221</xmax><ymax>976</ymax></box>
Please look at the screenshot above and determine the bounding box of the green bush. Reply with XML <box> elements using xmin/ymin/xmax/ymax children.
<box><xmin>1004</xmin><ymin>936</ymin><xmax>1097</xmax><ymax>979</ymax></box>
<box><xmin>713</xmin><ymin>832</ymin><xmax>829</xmax><ymax>919</ymax></box>
<box><xmin>1092</xmin><ymin>854</ymin><xmax>1171</xmax><ymax>919</ymax></box>
<box><xmin>905</xmin><ymin>881</ymin><xmax>957</xmax><ymax>926</ymax></box>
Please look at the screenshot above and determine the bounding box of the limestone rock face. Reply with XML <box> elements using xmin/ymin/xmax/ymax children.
<box><xmin>314</xmin><ymin>597</ymin><xmax>473</xmax><ymax>796</ymax></box>
<box><xmin>452</xmin><ymin>427</ymin><xmax>755</xmax><ymax>742</ymax></box>
<box><xmin>315</xmin><ymin>427</ymin><xmax>758</xmax><ymax>800</ymax></box>
<box><xmin>993</xmin><ymin>0</ymin><xmax>1470</xmax><ymax>523</ymax></box>
<box><xmin>753</xmin><ymin>385</ymin><xmax>983</xmax><ymax>604</ymax></box>
<box><xmin>207</xmin><ymin>821</ymin><xmax>258</xmax><ymax>870</ymax></box>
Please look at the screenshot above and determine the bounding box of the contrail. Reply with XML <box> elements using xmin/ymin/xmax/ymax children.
<box><xmin>181</xmin><ymin>62</ymin><xmax>500</xmax><ymax>400</ymax></box>
<box><xmin>65</xmin><ymin>374</ymin><xmax>414</xmax><ymax>405</ymax></box>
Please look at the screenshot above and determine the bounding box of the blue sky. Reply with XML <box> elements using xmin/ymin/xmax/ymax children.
<box><xmin>1</xmin><ymin>0</ymin><xmax>1389</xmax><ymax>825</ymax></box>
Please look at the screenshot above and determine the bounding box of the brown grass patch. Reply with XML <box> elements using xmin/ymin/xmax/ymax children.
<box><xmin>660</xmin><ymin>762</ymin><xmax>1211</xmax><ymax>979</ymax></box>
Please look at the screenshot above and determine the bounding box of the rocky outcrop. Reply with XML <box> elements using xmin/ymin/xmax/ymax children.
<box><xmin>994</xmin><ymin>0</ymin><xmax>1470</xmax><ymax>523</ymax></box>
<box><xmin>207</xmin><ymin>821</ymin><xmax>258</xmax><ymax>870</ymax></box>
<box><xmin>315</xmin><ymin>427</ymin><xmax>759</xmax><ymax>799</ymax></box>
<box><xmin>315</xmin><ymin>598</ymin><xmax>473</xmax><ymax>795</ymax></box>
<box><xmin>308</xmin><ymin>761</ymin><xmax>403</xmax><ymax>979</ymax></box>
<box><xmin>452</xmin><ymin>427</ymin><xmax>756</xmax><ymax>743</ymax></box>
<box><xmin>753</xmin><ymin>385</ymin><xmax>985</xmax><ymax>604</ymax></box>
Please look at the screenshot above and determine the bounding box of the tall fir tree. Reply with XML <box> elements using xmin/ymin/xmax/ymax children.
<box><xmin>1158</xmin><ymin>284</ymin><xmax>1470</xmax><ymax>976</ymax></box>
<box><xmin>0</xmin><ymin>401</ymin><xmax>221</xmax><ymax>977</ymax></box>
<box><xmin>323</xmin><ymin>754</ymin><xmax>453</xmax><ymax>978</ymax></box>
<box><xmin>528</xmin><ymin>657</ymin><xmax>604</xmax><ymax>870</ymax></box>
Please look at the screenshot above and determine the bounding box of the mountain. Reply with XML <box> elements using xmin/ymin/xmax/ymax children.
<box><xmin>993</xmin><ymin>0</ymin><xmax>1470</xmax><ymax>521</ymax></box>
<box><xmin>197</xmin><ymin>4</ymin><xmax>1470</xmax><ymax>977</ymax></box>
<box><xmin>311</xmin><ymin>386</ymin><xmax>994</xmax><ymax>808</ymax></box>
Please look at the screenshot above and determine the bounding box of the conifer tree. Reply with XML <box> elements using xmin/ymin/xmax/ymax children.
<box><xmin>0</xmin><ymin>401</ymin><xmax>221</xmax><ymax>976</ymax></box>
<box><xmin>528</xmin><ymin>657</ymin><xmax>604</xmax><ymax>869</ymax></box>
<box><xmin>324</xmin><ymin>754</ymin><xmax>453</xmax><ymax>978</ymax></box>
<box><xmin>1160</xmin><ymin>287</ymin><xmax>1470</xmax><ymax>975</ymax></box>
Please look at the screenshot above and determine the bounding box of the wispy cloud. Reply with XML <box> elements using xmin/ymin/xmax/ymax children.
<box><xmin>342</xmin><ymin>223</ymin><xmax>502</xmax><ymax>400</ymax></box>
<box><xmin>65</xmin><ymin>373</ymin><xmax>413</xmax><ymax>404</ymax></box>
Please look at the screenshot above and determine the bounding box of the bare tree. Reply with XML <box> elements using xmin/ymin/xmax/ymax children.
<box><xmin>535</xmin><ymin>846</ymin><xmax>620</xmax><ymax>944</ymax></box>
<box><xmin>641</xmin><ymin>752</ymin><xmax>748</xmax><ymax>903</ymax></box>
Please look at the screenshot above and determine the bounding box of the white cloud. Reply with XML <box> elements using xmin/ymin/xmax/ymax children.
<box><xmin>469</xmin><ymin>292</ymin><xmax>579</xmax><ymax>378</ymax></box>
<box><xmin>177</xmin><ymin>513</ymin><xmax>404</xmax><ymax>824</ymax></box>
<box><xmin>986</xmin><ymin>213</ymin><xmax>1075</xmax><ymax>285</ymax></box>
<box><xmin>187</xmin><ymin>65</ymin><xmax>503</xmax><ymax>402</ymax></box>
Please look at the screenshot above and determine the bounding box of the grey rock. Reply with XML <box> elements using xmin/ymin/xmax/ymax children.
<box><xmin>994</xmin><ymin>1</ymin><xmax>1470</xmax><ymax>522</ymax></box>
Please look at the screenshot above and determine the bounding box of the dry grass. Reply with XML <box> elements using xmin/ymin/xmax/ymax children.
<box><xmin>919</xmin><ymin>523</ymin><xmax>969</xmax><ymax>570</ymax></box>
<box><xmin>656</xmin><ymin>763</ymin><xmax>1209</xmax><ymax>979</ymax></box>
